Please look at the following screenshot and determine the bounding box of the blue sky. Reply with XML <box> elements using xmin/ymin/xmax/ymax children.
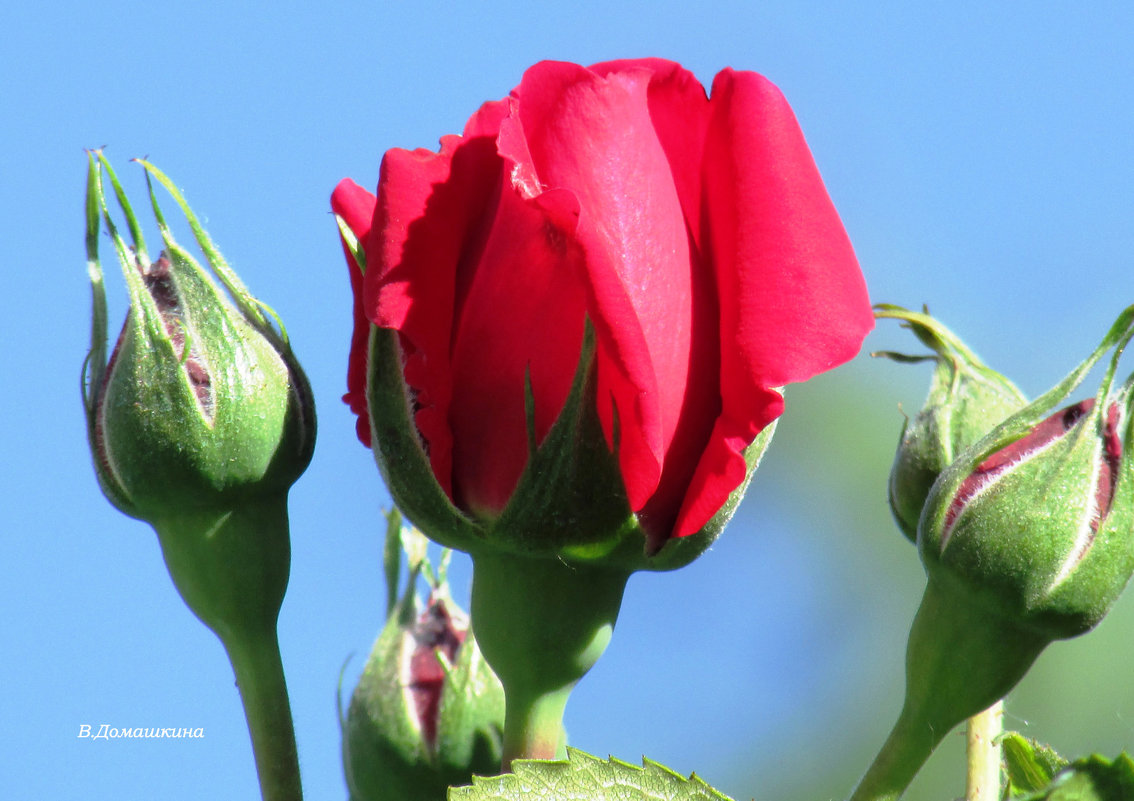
<box><xmin>6</xmin><ymin>2</ymin><xmax>1134</xmax><ymax>799</ymax></box>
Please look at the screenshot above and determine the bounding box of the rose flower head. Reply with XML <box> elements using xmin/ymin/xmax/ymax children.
<box><xmin>332</xmin><ymin>59</ymin><xmax>873</xmax><ymax>570</ymax></box>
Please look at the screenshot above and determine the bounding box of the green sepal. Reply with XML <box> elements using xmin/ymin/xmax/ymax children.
<box><xmin>448</xmin><ymin>748</ymin><xmax>734</xmax><ymax>801</ymax></box>
<box><xmin>82</xmin><ymin>152</ymin><xmax>136</xmax><ymax>517</ymax></box>
<box><xmin>136</xmin><ymin>159</ymin><xmax>280</xmax><ymax>341</ymax></box>
<box><xmin>383</xmin><ymin>507</ymin><xmax>404</xmax><ymax>618</ymax></box>
<box><xmin>490</xmin><ymin>323</ymin><xmax>641</xmax><ymax>563</ymax></box>
<box><xmin>366</xmin><ymin>324</ymin><xmax>485</xmax><ymax>552</ymax></box>
<box><xmin>336</xmin><ymin>213</ymin><xmax>367</xmax><ymax>276</ymax></box>
<box><xmin>433</xmin><ymin>628</ymin><xmax>506</xmax><ymax>782</ymax></box>
<box><xmin>369</xmin><ymin>314</ymin><xmax>776</xmax><ymax>572</ymax></box>
<box><xmin>1017</xmin><ymin>753</ymin><xmax>1134</xmax><ymax>801</ymax></box>
<box><xmin>490</xmin><ymin>320</ymin><xmax>775</xmax><ymax>571</ymax></box>
<box><xmin>1003</xmin><ymin>732</ymin><xmax>1070</xmax><ymax>796</ymax></box>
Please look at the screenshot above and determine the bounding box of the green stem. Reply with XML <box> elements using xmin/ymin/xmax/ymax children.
<box><xmin>224</xmin><ymin>628</ymin><xmax>304</xmax><ymax>801</ymax></box>
<box><xmin>848</xmin><ymin>579</ymin><xmax>1045</xmax><ymax>801</ymax></box>
<box><xmin>966</xmin><ymin>701</ymin><xmax>1004</xmax><ymax>801</ymax></box>
<box><xmin>470</xmin><ymin>551</ymin><xmax>630</xmax><ymax>771</ymax></box>
<box><xmin>153</xmin><ymin>496</ymin><xmax>302</xmax><ymax>800</ymax></box>
<box><xmin>849</xmin><ymin>701</ymin><xmax>942</xmax><ymax>801</ymax></box>
<box><xmin>500</xmin><ymin>685</ymin><xmax>572</xmax><ymax>767</ymax></box>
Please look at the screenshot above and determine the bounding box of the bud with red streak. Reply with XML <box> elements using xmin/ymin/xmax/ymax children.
<box><xmin>342</xmin><ymin>512</ymin><xmax>506</xmax><ymax>801</ymax></box>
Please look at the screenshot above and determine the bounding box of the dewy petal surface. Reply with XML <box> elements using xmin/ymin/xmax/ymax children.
<box><xmin>589</xmin><ymin>58</ymin><xmax>712</xmax><ymax>252</ymax></box>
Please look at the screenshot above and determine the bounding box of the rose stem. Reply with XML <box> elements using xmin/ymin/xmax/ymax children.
<box><xmin>965</xmin><ymin>701</ymin><xmax>1004</xmax><ymax>801</ymax></box>
<box><xmin>224</xmin><ymin>626</ymin><xmax>304</xmax><ymax>801</ymax></box>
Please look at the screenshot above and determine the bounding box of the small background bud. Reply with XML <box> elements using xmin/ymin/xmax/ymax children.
<box><xmin>919</xmin><ymin>305</ymin><xmax>1134</xmax><ymax>641</ymax></box>
<box><xmin>342</xmin><ymin>511</ymin><xmax>505</xmax><ymax>801</ymax></box>
<box><xmin>83</xmin><ymin>153</ymin><xmax>315</xmax><ymax>527</ymax></box>
<box><xmin>875</xmin><ymin>305</ymin><xmax>1027</xmax><ymax>541</ymax></box>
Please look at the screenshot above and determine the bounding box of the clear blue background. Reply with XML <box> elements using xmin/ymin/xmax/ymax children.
<box><xmin>5</xmin><ymin>2</ymin><xmax>1134</xmax><ymax>799</ymax></box>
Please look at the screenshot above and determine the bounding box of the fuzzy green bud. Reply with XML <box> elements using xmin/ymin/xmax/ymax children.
<box><xmin>922</xmin><ymin>370</ymin><xmax>1134</xmax><ymax>643</ymax></box>
<box><xmin>82</xmin><ymin>152</ymin><xmax>315</xmax><ymax>635</ymax></box>
<box><xmin>343</xmin><ymin>513</ymin><xmax>506</xmax><ymax>801</ymax></box>
<box><xmin>850</xmin><ymin>306</ymin><xmax>1134</xmax><ymax>801</ymax></box>
<box><xmin>911</xmin><ymin>305</ymin><xmax>1134</xmax><ymax>718</ymax></box>
<box><xmin>875</xmin><ymin>305</ymin><xmax>1027</xmax><ymax>541</ymax></box>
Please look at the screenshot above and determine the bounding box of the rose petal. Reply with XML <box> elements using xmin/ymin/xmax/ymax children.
<box><xmin>671</xmin><ymin>68</ymin><xmax>873</xmax><ymax>538</ymax></box>
<box><xmin>365</xmin><ymin>101</ymin><xmax>510</xmax><ymax>497</ymax></box>
<box><xmin>330</xmin><ymin>178</ymin><xmax>377</xmax><ymax>447</ymax></box>
<box><xmin>514</xmin><ymin>60</ymin><xmax>698</xmax><ymax>513</ymax></box>
<box><xmin>589</xmin><ymin>59</ymin><xmax>712</xmax><ymax>252</ymax></box>
<box><xmin>447</xmin><ymin>174</ymin><xmax>587</xmax><ymax>515</ymax></box>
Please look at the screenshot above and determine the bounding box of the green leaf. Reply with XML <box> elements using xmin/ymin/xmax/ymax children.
<box><xmin>448</xmin><ymin>748</ymin><xmax>734</xmax><ymax>801</ymax></box>
<box><xmin>1003</xmin><ymin>732</ymin><xmax>1069</xmax><ymax>796</ymax></box>
<box><xmin>1017</xmin><ymin>752</ymin><xmax>1134</xmax><ymax>801</ymax></box>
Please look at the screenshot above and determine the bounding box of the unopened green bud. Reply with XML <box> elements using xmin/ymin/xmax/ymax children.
<box><xmin>921</xmin><ymin>323</ymin><xmax>1134</xmax><ymax>644</ymax></box>
<box><xmin>908</xmin><ymin>388</ymin><xmax>1133</xmax><ymax>733</ymax></box>
<box><xmin>82</xmin><ymin>152</ymin><xmax>315</xmax><ymax>634</ymax></box>
<box><xmin>875</xmin><ymin>305</ymin><xmax>1027</xmax><ymax>541</ymax></box>
<box><xmin>850</xmin><ymin>306</ymin><xmax>1134</xmax><ymax>801</ymax></box>
<box><xmin>343</xmin><ymin>513</ymin><xmax>506</xmax><ymax>801</ymax></box>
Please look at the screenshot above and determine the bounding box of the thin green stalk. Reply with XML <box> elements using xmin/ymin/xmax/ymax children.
<box><xmin>154</xmin><ymin>499</ymin><xmax>302</xmax><ymax>801</ymax></box>
<box><xmin>224</xmin><ymin>627</ymin><xmax>304</xmax><ymax>801</ymax></box>
<box><xmin>847</xmin><ymin>580</ymin><xmax>1044</xmax><ymax>801</ymax></box>
<box><xmin>966</xmin><ymin>701</ymin><xmax>1004</xmax><ymax>801</ymax></box>
<box><xmin>848</xmin><ymin>702</ymin><xmax>943</xmax><ymax>801</ymax></box>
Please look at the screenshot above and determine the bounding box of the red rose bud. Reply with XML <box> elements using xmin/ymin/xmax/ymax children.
<box><xmin>343</xmin><ymin>514</ymin><xmax>505</xmax><ymax>801</ymax></box>
<box><xmin>849</xmin><ymin>307</ymin><xmax>1134</xmax><ymax>801</ymax></box>
<box><xmin>332</xmin><ymin>58</ymin><xmax>872</xmax><ymax>570</ymax></box>
<box><xmin>82</xmin><ymin>152</ymin><xmax>315</xmax><ymax>635</ymax></box>
<box><xmin>334</xmin><ymin>60</ymin><xmax>873</xmax><ymax>766</ymax></box>
<box><xmin>875</xmin><ymin>306</ymin><xmax>1027</xmax><ymax>542</ymax></box>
